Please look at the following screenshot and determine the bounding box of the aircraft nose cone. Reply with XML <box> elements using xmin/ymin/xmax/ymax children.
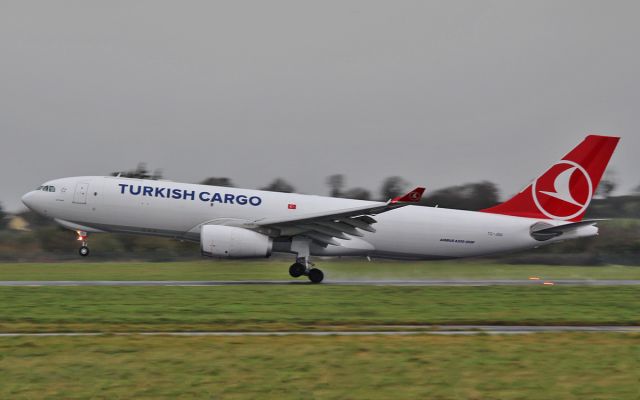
<box><xmin>21</xmin><ymin>191</ymin><xmax>36</xmax><ymax>210</ymax></box>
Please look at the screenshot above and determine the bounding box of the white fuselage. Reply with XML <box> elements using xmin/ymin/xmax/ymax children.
<box><xmin>21</xmin><ymin>176</ymin><xmax>597</xmax><ymax>260</ymax></box>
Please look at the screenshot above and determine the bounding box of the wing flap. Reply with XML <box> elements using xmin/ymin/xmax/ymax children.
<box><xmin>298</xmin><ymin>224</ymin><xmax>352</xmax><ymax>240</ymax></box>
<box><xmin>314</xmin><ymin>221</ymin><xmax>365</xmax><ymax>237</ymax></box>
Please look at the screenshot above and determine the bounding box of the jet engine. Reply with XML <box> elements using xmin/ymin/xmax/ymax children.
<box><xmin>200</xmin><ymin>225</ymin><xmax>273</xmax><ymax>258</ymax></box>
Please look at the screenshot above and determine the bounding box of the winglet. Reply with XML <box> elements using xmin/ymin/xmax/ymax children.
<box><xmin>391</xmin><ymin>187</ymin><xmax>425</xmax><ymax>204</ymax></box>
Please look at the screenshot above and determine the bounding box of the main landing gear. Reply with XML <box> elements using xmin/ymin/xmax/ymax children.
<box><xmin>288</xmin><ymin>237</ymin><xmax>324</xmax><ymax>283</ymax></box>
<box><xmin>289</xmin><ymin>258</ymin><xmax>324</xmax><ymax>283</ymax></box>
<box><xmin>77</xmin><ymin>231</ymin><xmax>90</xmax><ymax>257</ymax></box>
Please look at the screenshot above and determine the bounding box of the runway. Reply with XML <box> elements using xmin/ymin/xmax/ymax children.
<box><xmin>0</xmin><ymin>325</ymin><xmax>638</xmax><ymax>337</ymax></box>
<box><xmin>1</xmin><ymin>279</ymin><xmax>639</xmax><ymax>286</ymax></box>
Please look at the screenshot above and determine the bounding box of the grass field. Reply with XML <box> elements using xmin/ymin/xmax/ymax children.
<box><xmin>1</xmin><ymin>261</ymin><xmax>638</xmax><ymax>399</ymax></box>
<box><xmin>1</xmin><ymin>259</ymin><xmax>639</xmax><ymax>281</ymax></box>
<box><xmin>0</xmin><ymin>286</ymin><xmax>638</xmax><ymax>332</ymax></box>
<box><xmin>1</xmin><ymin>333</ymin><xmax>638</xmax><ymax>399</ymax></box>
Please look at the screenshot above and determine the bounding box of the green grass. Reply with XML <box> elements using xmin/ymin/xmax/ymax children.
<box><xmin>0</xmin><ymin>286</ymin><xmax>638</xmax><ymax>332</ymax></box>
<box><xmin>0</xmin><ymin>334</ymin><xmax>638</xmax><ymax>399</ymax></box>
<box><xmin>1</xmin><ymin>262</ymin><xmax>637</xmax><ymax>399</ymax></box>
<box><xmin>1</xmin><ymin>260</ymin><xmax>639</xmax><ymax>281</ymax></box>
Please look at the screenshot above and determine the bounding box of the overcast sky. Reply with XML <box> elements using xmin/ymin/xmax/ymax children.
<box><xmin>1</xmin><ymin>1</ymin><xmax>638</xmax><ymax>211</ymax></box>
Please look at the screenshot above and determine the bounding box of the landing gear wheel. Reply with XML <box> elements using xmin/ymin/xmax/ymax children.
<box><xmin>289</xmin><ymin>262</ymin><xmax>306</xmax><ymax>278</ymax></box>
<box><xmin>79</xmin><ymin>246</ymin><xmax>90</xmax><ymax>257</ymax></box>
<box><xmin>308</xmin><ymin>268</ymin><xmax>324</xmax><ymax>284</ymax></box>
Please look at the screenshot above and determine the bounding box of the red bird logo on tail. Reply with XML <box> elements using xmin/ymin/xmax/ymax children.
<box><xmin>532</xmin><ymin>160</ymin><xmax>593</xmax><ymax>220</ymax></box>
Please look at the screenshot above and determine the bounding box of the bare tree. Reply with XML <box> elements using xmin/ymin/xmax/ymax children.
<box><xmin>0</xmin><ymin>202</ymin><xmax>6</xmax><ymax>230</ymax></box>
<box><xmin>380</xmin><ymin>176</ymin><xmax>408</xmax><ymax>200</ymax></box>
<box><xmin>341</xmin><ymin>188</ymin><xmax>371</xmax><ymax>200</ymax></box>
<box><xmin>199</xmin><ymin>177</ymin><xmax>235</xmax><ymax>187</ymax></box>
<box><xmin>111</xmin><ymin>163</ymin><xmax>162</xmax><ymax>180</ymax></box>
<box><xmin>150</xmin><ymin>168</ymin><xmax>163</xmax><ymax>180</ymax></box>
<box><xmin>261</xmin><ymin>178</ymin><xmax>295</xmax><ymax>193</ymax></box>
<box><xmin>326</xmin><ymin>174</ymin><xmax>345</xmax><ymax>197</ymax></box>
<box><xmin>595</xmin><ymin>171</ymin><xmax>617</xmax><ymax>198</ymax></box>
<box><xmin>422</xmin><ymin>181</ymin><xmax>500</xmax><ymax>210</ymax></box>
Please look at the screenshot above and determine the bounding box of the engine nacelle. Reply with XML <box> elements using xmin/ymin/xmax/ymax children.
<box><xmin>200</xmin><ymin>225</ymin><xmax>272</xmax><ymax>258</ymax></box>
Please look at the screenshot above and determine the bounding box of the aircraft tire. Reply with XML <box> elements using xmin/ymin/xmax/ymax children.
<box><xmin>79</xmin><ymin>246</ymin><xmax>90</xmax><ymax>257</ymax></box>
<box><xmin>289</xmin><ymin>262</ymin><xmax>305</xmax><ymax>278</ymax></box>
<box><xmin>308</xmin><ymin>268</ymin><xmax>324</xmax><ymax>284</ymax></box>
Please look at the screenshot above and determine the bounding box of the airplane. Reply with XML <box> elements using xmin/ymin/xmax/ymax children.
<box><xmin>21</xmin><ymin>135</ymin><xmax>619</xmax><ymax>283</ymax></box>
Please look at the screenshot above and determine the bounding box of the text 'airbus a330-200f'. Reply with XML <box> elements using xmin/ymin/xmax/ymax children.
<box><xmin>22</xmin><ymin>135</ymin><xmax>619</xmax><ymax>283</ymax></box>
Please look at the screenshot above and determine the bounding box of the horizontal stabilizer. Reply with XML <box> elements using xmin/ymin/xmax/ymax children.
<box><xmin>530</xmin><ymin>219</ymin><xmax>604</xmax><ymax>241</ymax></box>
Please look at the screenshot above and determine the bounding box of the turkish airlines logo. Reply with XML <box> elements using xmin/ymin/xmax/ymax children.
<box><xmin>531</xmin><ymin>160</ymin><xmax>593</xmax><ymax>220</ymax></box>
<box><xmin>409</xmin><ymin>191</ymin><xmax>420</xmax><ymax>201</ymax></box>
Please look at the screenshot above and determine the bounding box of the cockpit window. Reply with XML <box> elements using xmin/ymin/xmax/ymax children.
<box><xmin>36</xmin><ymin>186</ymin><xmax>43</xmax><ymax>191</ymax></box>
<box><xmin>48</xmin><ymin>186</ymin><xmax>56</xmax><ymax>192</ymax></box>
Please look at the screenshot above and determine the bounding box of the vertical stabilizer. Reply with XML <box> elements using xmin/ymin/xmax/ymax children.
<box><xmin>481</xmin><ymin>135</ymin><xmax>620</xmax><ymax>222</ymax></box>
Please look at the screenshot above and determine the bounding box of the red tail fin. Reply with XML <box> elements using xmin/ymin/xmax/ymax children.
<box><xmin>481</xmin><ymin>135</ymin><xmax>620</xmax><ymax>222</ymax></box>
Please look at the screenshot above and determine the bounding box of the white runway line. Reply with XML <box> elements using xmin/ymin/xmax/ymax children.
<box><xmin>1</xmin><ymin>326</ymin><xmax>639</xmax><ymax>337</ymax></box>
<box><xmin>1</xmin><ymin>279</ymin><xmax>640</xmax><ymax>286</ymax></box>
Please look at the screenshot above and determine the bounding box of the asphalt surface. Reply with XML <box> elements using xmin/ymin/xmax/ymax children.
<box><xmin>0</xmin><ymin>326</ymin><xmax>638</xmax><ymax>337</ymax></box>
<box><xmin>0</xmin><ymin>279</ymin><xmax>639</xmax><ymax>286</ymax></box>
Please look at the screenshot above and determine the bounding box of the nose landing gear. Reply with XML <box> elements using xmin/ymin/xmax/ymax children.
<box><xmin>77</xmin><ymin>231</ymin><xmax>90</xmax><ymax>257</ymax></box>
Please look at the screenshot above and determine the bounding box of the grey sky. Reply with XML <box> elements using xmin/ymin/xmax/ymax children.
<box><xmin>1</xmin><ymin>1</ymin><xmax>638</xmax><ymax>211</ymax></box>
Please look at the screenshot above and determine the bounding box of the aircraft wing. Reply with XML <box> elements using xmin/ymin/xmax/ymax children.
<box><xmin>247</xmin><ymin>187</ymin><xmax>425</xmax><ymax>246</ymax></box>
